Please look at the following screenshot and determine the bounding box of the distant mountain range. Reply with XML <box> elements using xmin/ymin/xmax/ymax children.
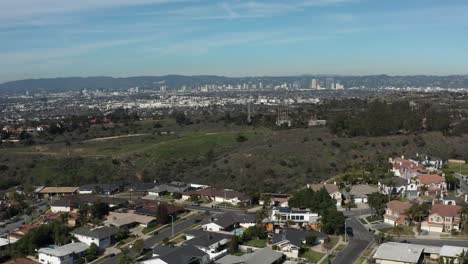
<box><xmin>1</xmin><ymin>74</ymin><xmax>468</xmax><ymax>95</ymax></box>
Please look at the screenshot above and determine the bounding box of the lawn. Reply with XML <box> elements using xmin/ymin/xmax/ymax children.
<box><xmin>328</xmin><ymin>236</ymin><xmax>340</xmax><ymax>248</ymax></box>
<box><xmin>302</xmin><ymin>249</ymin><xmax>326</xmax><ymax>263</ymax></box>
<box><xmin>444</xmin><ymin>162</ymin><xmax>468</xmax><ymax>175</ymax></box>
<box><xmin>365</xmin><ymin>215</ymin><xmax>383</xmax><ymax>223</ymax></box>
<box><xmin>334</xmin><ymin>244</ymin><xmax>346</xmax><ymax>252</ymax></box>
<box><xmin>356</xmin><ymin>248</ymin><xmax>375</xmax><ymax>264</ymax></box>
<box><xmin>379</xmin><ymin>226</ymin><xmax>414</xmax><ymax>236</ymax></box>
<box><xmin>245</xmin><ymin>239</ymin><xmax>267</xmax><ymax>248</ymax></box>
<box><xmin>358</xmin><ymin>218</ymin><xmax>368</xmax><ymax>224</ymax></box>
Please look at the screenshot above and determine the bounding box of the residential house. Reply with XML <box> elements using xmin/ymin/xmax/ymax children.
<box><xmin>49</xmin><ymin>195</ymin><xmax>127</xmax><ymax>213</ymax></box>
<box><xmin>71</xmin><ymin>226</ymin><xmax>119</xmax><ymax>250</ymax></box>
<box><xmin>202</xmin><ymin>212</ymin><xmax>256</xmax><ymax>232</ymax></box>
<box><xmin>259</xmin><ymin>193</ymin><xmax>290</xmax><ymax>207</ymax></box>
<box><xmin>421</xmin><ymin>204</ymin><xmax>462</xmax><ymax>233</ymax></box>
<box><xmin>37</xmin><ymin>242</ymin><xmax>89</xmax><ymax>264</ymax></box>
<box><xmin>307</xmin><ymin>183</ymin><xmax>342</xmax><ymax>207</ymax></box>
<box><xmin>8</xmin><ymin>224</ymin><xmax>40</xmax><ymax>242</ymax></box>
<box><xmin>373</xmin><ymin>242</ymin><xmax>434</xmax><ymax>264</ymax></box>
<box><xmin>50</xmin><ymin>198</ymin><xmax>76</xmax><ymax>213</ymax></box>
<box><xmin>147</xmin><ymin>182</ymin><xmax>189</xmax><ymax>197</ymax></box>
<box><xmin>134</xmin><ymin>200</ymin><xmax>185</xmax><ymax>218</ymax></box>
<box><xmin>126</xmin><ymin>182</ymin><xmax>158</xmax><ymax>193</ymax></box>
<box><xmin>379</xmin><ymin>177</ymin><xmax>409</xmax><ymax>197</ymax></box>
<box><xmin>182</xmin><ymin>188</ymin><xmax>250</xmax><ymax>206</ymax></box>
<box><xmin>185</xmin><ymin>230</ymin><xmax>234</xmax><ymax>261</ymax></box>
<box><xmin>105</xmin><ymin>211</ymin><xmax>158</xmax><ymax>230</ymax></box>
<box><xmin>389</xmin><ymin>157</ymin><xmax>424</xmax><ymax>180</ymax></box>
<box><xmin>140</xmin><ymin>245</ymin><xmax>210</xmax><ymax>264</ymax></box>
<box><xmin>271</xmin><ymin>228</ymin><xmax>328</xmax><ymax>258</ymax></box>
<box><xmin>215</xmin><ymin>247</ymin><xmax>285</xmax><ymax>264</ymax></box>
<box><xmin>78</xmin><ymin>184</ymin><xmax>122</xmax><ymax>195</ymax></box>
<box><xmin>37</xmin><ymin>187</ymin><xmax>79</xmax><ymax>197</ymax></box>
<box><xmin>417</xmin><ymin>174</ymin><xmax>447</xmax><ymax>197</ymax></box>
<box><xmin>269</xmin><ymin>207</ymin><xmax>319</xmax><ymax>226</ymax></box>
<box><xmin>384</xmin><ymin>200</ymin><xmax>412</xmax><ymax>226</ymax></box>
<box><xmin>439</xmin><ymin>246</ymin><xmax>468</xmax><ymax>264</ymax></box>
<box><xmin>345</xmin><ymin>184</ymin><xmax>378</xmax><ymax>204</ymax></box>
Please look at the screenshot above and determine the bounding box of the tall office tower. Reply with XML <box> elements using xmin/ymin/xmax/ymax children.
<box><xmin>311</xmin><ymin>79</ymin><xmax>317</xmax><ymax>89</ymax></box>
<box><xmin>325</xmin><ymin>78</ymin><xmax>334</xmax><ymax>89</ymax></box>
<box><xmin>259</xmin><ymin>82</ymin><xmax>263</xmax><ymax>89</ymax></box>
<box><xmin>331</xmin><ymin>82</ymin><xmax>335</xmax><ymax>90</ymax></box>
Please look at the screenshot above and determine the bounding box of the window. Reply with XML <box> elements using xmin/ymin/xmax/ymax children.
<box><xmin>445</xmin><ymin>217</ymin><xmax>451</xmax><ymax>222</ymax></box>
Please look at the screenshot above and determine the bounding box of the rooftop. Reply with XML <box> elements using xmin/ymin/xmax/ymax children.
<box><xmin>373</xmin><ymin>242</ymin><xmax>424</xmax><ymax>263</ymax></box>
<box><xmin>38</xmin><ymin>187</ymin><xmax>79</xmax><ymax>194</ymax></box>
<box><xmin>38</xmin><ymin>242</ymin><xmax>89</xmax><ymax>257</ymax></box>
<box><xmin>386</xmin><ymin>200</ymin><xmax>412</xmax><ymax>214</ymax></box>
<box><xmin>307</xmin><ymin>183</ymin><xmax>339</xmax><ymax>194</ymax></box>
<box><xmin>72</xmin><ymin>226</ymin><xmax>119</xmax><ymax>239</ymax></box>
<box><xmin>431</xmin><ymin>204</ymin><xmax>462</xmax><ymax>217</ymax></box>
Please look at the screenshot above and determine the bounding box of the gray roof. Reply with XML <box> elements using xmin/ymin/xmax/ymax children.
<box><xmin>440</xmin><ymin>245</ymin><xmax>468</xmax><ymax>258</ymax></box>
<box><xmin>210</xmin><ymin>212</ymin><xmax>256</xmax><ymax>229</ymax></box>
<box><xmin>185</xmin><ymin>230</ymin><xmax>233</xmax><ymax>248</ymax></box>
<box><xmin>79</xmin><ymin>184</ymin><xmax>122</xmax><ymax>192</ymax></box>
<box><xmin>148</xmin><ymin>184</ymin><xmax>188</xmax><ymax>194</ymax></box>
<box><xmin>373</xmin><ymin>242</ymin><xmax>424</xmax><ymax>263</ymax></box>
<box><xmin>349</xmin><ymin>185</ymin><xmax>378</xmax><ymax>196</ymax></box>
<box><xmin>72</xmin><ymin>226</ymin><xmax>119</xmax><ymax>239</ymax></box>
<box><xmin>216</xmin><ymin>248</ymin><xmax>284</xmax><ymax>264</ymax></box>
<box><xmin>38</xmin><ymin>242</ymin><xmax>89</xmax><ymax>257</ymax></box>
<box><xmin>157</xmin><ymin>245</ymin><xmax>208</xmax><ymax>264</ymax></box>
<box><xmin>272</xmin><ymin>228</ymin><xmax>328</xmax><ymax>247</ymax></box>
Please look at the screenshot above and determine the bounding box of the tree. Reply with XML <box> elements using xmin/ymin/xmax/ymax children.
<box><xmin>305</xmin><ymin>235</ymin><xmax>317</xmax><ymax>246</ymax></box>
<box><xmin>320</xmin><ymin>208</ymin><xmax>345</xmax><ymax>235</ymax></box>
<box><xmin>157</xmin><ymin>204</ymin><xmax>170</xmax><ymax>225</ymax></box>
<box><xmin>132</xmin><ymin>239</ymin><xmax>145</xmax><ymax>255</ymax></box>
<box><xmin>228</xmin><ymin>235</ymin><xmax>240</xmax><ymax>253</ymax></box>
<box><xmin>367</xmin><ymin>192</ymin><xmax>388</xmax><ymax>216</ymax></box>
<box><xmin>84</xmin><ymin>243</ymin><xmax>99</xmax><ymax>262</ymax></box>
<box><xmin>236</xmin><ymin>134</ymin><xmax>248</xmax><ymax>143</ymax></box>
<box><xmin>90</xmin><ymin>200</ymin><xmax>110</xmax><ymax>220</ymax></box>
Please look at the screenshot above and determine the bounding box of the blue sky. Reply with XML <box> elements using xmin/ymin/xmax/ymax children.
<box><xmin>1</xmin><ymin>0</ymin><xmax>468</xmax><ymax>82</ymax></box>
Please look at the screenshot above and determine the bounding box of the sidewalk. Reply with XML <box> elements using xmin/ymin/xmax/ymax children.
<box><xmin>317</xmin><ymin>236</ymin><xmax>344</xmax><ymax>264</ymax></box>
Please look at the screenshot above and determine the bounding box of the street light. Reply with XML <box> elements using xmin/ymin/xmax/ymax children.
<box><xmin>344</xmin><ymin>218</ymin><xmax>350</xmax><ymax>243</ymax></box>
<box><xmin>169</xmin><ymin>215</ymin><xmax>174</xmax><ymax>237</ymax></box>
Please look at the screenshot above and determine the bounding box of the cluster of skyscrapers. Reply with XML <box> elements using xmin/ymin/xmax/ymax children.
<box><xmin>310</xmin><ymin>78</ymin><xmax>345</xmax><ymax>90</ymax></box>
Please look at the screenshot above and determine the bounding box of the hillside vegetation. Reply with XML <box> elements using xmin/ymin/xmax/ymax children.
<box><xmin>2</xmin><ymin>121</ymin><xmax>468</xmax><ymax>194</ymax></box>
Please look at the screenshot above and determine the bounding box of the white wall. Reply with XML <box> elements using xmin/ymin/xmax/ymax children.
<box><xmin>51</xmin><ymin>205</ymin><xmax>71</xmax><ymax>213</ymax></box>
<box><xmin>38</xmin><ymin>253</ymin><xmax>73</xmax><ymax>264</ymax></box>
<box><xmin>202</xmin><ymin>223</ymin><xmax>223</xmax><ymax>232</ymax></box>
<box><xmin>74</xmin><ymin>234</ymin><xmax>110</xmax><ymax>250</ymax></box>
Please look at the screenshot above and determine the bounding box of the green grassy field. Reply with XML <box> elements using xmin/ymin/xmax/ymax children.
<box><xmin>302</xmin><ymin>249</ymin><xmax>326</xmax><ymax>263</ymax></box>
<box><xmin>445</xmin><ymin>162</ymin><xmax>468</xmax><ymax>175</ymax></box>
<box><xmin>245</xmin><ymin>239</ymin><xmax>267</xmax><ymax>248</ymax></box>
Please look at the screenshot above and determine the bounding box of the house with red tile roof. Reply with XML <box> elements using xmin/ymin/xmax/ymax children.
<box><xmin>421</xmin><ymin>204</ymin><xmax>462</xmax><ymax>233</ymax></box>
<box><xmin>389</xmin><ymin>157</ymin><xmax>424</xmax><ymax>180</ymax></box>
<box><xmin>384</xmin><ymin>200</ymin><xmax>412</xmax><ymax>226</ymax></box>
<box><xmin>417</xmin><ymin>174</ymin><xmax>447</xmax><ymax>197</ymax></box>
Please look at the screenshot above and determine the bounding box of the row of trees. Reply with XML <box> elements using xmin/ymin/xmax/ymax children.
<box><xmin>327</xmin><ymin>100</ymin><xmax>454</xmax><ymax>137</ymax></box>
<box><xmin>288</xmin><ymin>188</ymin><xmax>345</xmax><ymax>235</ymax></box>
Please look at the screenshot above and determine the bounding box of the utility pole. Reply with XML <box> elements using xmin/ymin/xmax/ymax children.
<box><xmin>169</xmin><ymin>215</ymin><xmax>174</xmax><ymax>237</ymax></box>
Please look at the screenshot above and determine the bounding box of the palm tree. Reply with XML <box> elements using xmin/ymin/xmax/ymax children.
<box><xmin>456</xmin><ymin>249</ymin><xmax>467</xmax><ymax>263</ymax></box>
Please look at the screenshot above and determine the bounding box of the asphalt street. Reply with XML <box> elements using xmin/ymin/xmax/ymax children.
<box><xmin>332</xmin><ymin>217</ymin><xmax>374</xmax><ymax>264</ymax></box>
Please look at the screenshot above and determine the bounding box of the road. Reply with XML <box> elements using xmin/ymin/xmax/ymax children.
<box><xmin>143</xmin><ymin>213</ymin><xmax>208</xmax><ymax>249</ymax></box>
<box><xmin>454</xmin><ymin>173</ymin><xmax>468</xmax><ymax>194</ymax></box>
<box><xmin>332</xmin><ymin>217</ymin><xmax>373</xmax><ymax>264</ymax></box>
